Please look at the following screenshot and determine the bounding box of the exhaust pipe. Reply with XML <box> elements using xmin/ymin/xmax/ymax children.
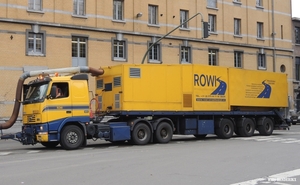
<box><xmin>0</xmin><ymin>66</ymin><xmax>104</xmax><ymax>130</ymax></box>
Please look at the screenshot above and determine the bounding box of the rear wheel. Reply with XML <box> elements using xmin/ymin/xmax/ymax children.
<box><xmin>60</xmin><ymin>125</ymin><xmax>84</xmax><ymax>150</ymax></box>
<box><xmin>257</xmin><ymin>117</ymin><xmax>274</xmax><ymax>136</ymax></box>
<box><xmin>154</xmin><ymin>122</ymin><xmax>173</xmax><ymax>143</ymax></box>
<box><xmin>41</xmin><ymin>141</ymin><xmax>59</xmax><ymax>148</ymax></box>
<box><xmin>215</xmin><ymin>118</ymin><xmax>234</xmax><ymax>139</ymax></box>
<box><xmin>238</xmin><ymin>118</ymin><xmax>255</xmax><ymax>137</ymax></box>
<box><xmin>131</xmin><ymin>123</ymin><xmax>151</xmax><ymax>145</ymax></box>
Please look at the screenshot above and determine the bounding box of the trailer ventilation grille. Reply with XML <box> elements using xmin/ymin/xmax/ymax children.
<box><xmin>129</xmin><ymin>68</ymin><xmax>141</xmax><ymax>78</ymax></box>
<box><xmin>96</xmin><ymin>79</ymin><xmax>103</xmax><ymax>89</ymax></box>
<box><xmin>114</xmin><ymin>77</ymin><xmax>121</xmax><ymax>87</ymax></box>
<box><xmin>115</xmin><ymin>94</ymin><xmax>120</xmax><ymax>109</ymax></box>
<box><xmin>183</xmin><ymin>94</ymin><xmax>192</xmax><ymax>108</ymax></box>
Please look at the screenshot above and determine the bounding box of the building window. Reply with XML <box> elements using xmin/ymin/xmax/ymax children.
<box><xmin>258</xmin><ymin>53</ymin><xmax>266</xmax><ymax>69</ymax></box>
<box><xmin>233</xmin><ymin>0</ymin><xmax>241</xmax><ymax>2</ymax></box>
<box><xmin>296</xmin><ymin>57</ymin><xmax>300</xmax><ymax>81</ymax></box>
<box><xmin>73</xmin><ymin>0</ymin><xmax>85</xmax><ymax>16</ymax></box>
<box><xmin>208</xmin><ymin>49</ymin><xmax>218</xmax><ymax>66</ymax></box>
<box><xmin>296</xmin><ymin>27</ymin><xmax>300</xmax><ymax>44</ymax></box>
<box><xmin>28</xmin><ymin>0</ymin><xmax>42</xmax><ymax>11</ymax></box>
<box><xmin>207</xmin><ymin>0</ymin><xmax>217</xmax><ymax>8</ymax></box>
<box><xmin>180</xmin><ymin>10</ymin><xmax>189</xmax><ymax>29</ymax></box>
<box><xmin>256</xmin><ymin>0</ymin><xmax>263</xmax><ymax>7</ymax></box>
<box><xmin>113</xmin><ymin>0</ymin><xmax>123</xmax><ymax>20</ymax></box>
<box><xmin>26</xmin><ymin>29</ymin><xmax>45</xmax><ymax>56</ymax></box>
<box><xmin>208</xmin><ymin>14</ymin><xmax>216</xmax><ymax>32</ymax></box>
<box><xmin>234</xmin><ymin>18</ymin><xmax>241</xmax><ymax>36</ymax></box>
<box><xmin>234</xmin><ymin>51</ymin><xmax>243</xmax><ymax>68</ymax></box>
<box><xmin>112</xmin><ymin>39</ymin><xmax>127</xmax><ymax>61</ymax></box>
<box><xmin>257</xmin><ymin>22</ymin><xmax>264</xmax><ymax>39</ymax></box>
<box><xmin>180</xmin><ymin>46</ymin><xmax>191</xmax><ymax>63</ymax></box>
<box><xmin>72</xmin><ymin>37</ymin><xmax>87</xmax><ymax>66</ymax></box>
<box><xmin>148</xmin><ymin>42</ymin><xmax>161</xmax><ymax>63</ymax></box>
<box><xmin>148</xmin><ymin>5</ymin><xmax>158</xmax><ymax>25</ymax></box>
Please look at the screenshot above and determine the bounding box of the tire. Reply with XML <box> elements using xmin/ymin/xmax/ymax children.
<box><xmin>41</xmin><ymin>141</ymin><xmax>59</xmax><ymax>148</ymax></box>
<box><xmin>154</xmin><ymin>122</ymin><xmax>173</xmax><ymax>143</ymax></box>
<box><xmin>194</xmin><ymin>134</ymin><xmax>207</xmax><ymax>139</ymax></box>
<box><xmin>238</xmin><ymin>118</ymin><xmax>255</xmax><ymax>137</ymax></box>
<box><xmin>60</xmin><ymin>125</ymin><xmax>84</xmax><ymax>150</ymax></box>
<box><xmin>215</xmin><ymin>118</ymin><xmax>234</xmax><ymax>139</ymax></box>
<box><xmin>257</xmin><ymin>117</ymin><xmax>274</xmax><ymax>136</ymax></box>
<box><xmin>292</xmin><ymin>122</ymin><xmax>297</xmax><ymax>125</ymax></box>
<box><xmin>131</xmin><ymin>123</ymin><xmax>151</xmax><ymax>145</ymax></box>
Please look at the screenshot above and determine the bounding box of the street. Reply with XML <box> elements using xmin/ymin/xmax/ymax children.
<box><xmin>0</xmin><ymin>125</ymin><xmax>300</xmax><ymax>185</ymax></box>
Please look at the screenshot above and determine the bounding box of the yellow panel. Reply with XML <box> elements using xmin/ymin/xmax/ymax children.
<box><xmin>192</xmin><ymin>65</ymin><xmax>229</xmax><ymax>111</ymax></box>
<box><xmin>228</xmin><ymin>68</ymin><xmax>288</xmax><ymax>107</ymax></box>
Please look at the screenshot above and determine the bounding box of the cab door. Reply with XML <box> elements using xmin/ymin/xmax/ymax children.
<box><xmin>46</xmin><ymin>82</ymin><xmax>72</xmax><ymax>124</ymax></box>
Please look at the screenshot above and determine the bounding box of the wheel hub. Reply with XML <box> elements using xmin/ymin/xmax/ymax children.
<box><xmin>67</xmin><ymin>132</ymin><xmax>78</xmax><ymax>144</ymax></box>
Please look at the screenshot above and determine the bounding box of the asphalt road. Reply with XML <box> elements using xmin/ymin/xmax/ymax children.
<box><xmin>1</xmin><ymin>124</ymin><xmax>300</xmax><ymax>185</ymax></box>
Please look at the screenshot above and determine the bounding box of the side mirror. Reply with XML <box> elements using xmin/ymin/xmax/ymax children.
<box><xmin>48</xmin><ymin>86</ymin><xmax>57</xmax><ymax>99</ymax></box>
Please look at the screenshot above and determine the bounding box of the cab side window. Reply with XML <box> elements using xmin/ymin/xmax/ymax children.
<box><xmin>51</xmin><ymin>83</ymin><xmax>69</xmax><ymax>98</ymax></box>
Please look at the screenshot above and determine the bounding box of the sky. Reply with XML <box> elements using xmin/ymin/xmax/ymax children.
<box><xmin>292</xmin><ymin>0</ymin><xmax>300</xmax><ymax>18</ymax></box>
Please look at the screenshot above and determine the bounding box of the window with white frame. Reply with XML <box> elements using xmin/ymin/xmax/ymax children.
<box><xmin>234</xmin><ymin>51</ymin><xmax>243</xmax><ymax>68</ymax></box>
<box><xmin>207</xmin><ymin>0</ymin><xmax>217</xmax><ymax>8</ymax></box>
<box><xmin>28</xmin><ymin>0</ymin><xmax>42</xmax><ymax>11</ymax></box>
<box><xmin>258</xmin><ymin>53</ymin><xmax>266</xmax><ymax>69</ymax></box>
<box><xmin>26</xmin><ymin>32</ymin><xmax>45</xmax><ymax>55</ymax></box>
<box><xmin>148</xmin><ymin>42</ymin><xmax>161</xmax><ymax>63</ymax></box>
<box><xmin>257</xmin><ymin>22</ymin><xmax>264</xmax><ymax>39</ymax></box>
<box><xmin>233</xmin><ymin>0</ymin><xmax>241</xmax><ymax>3</ymax></box>
<box><xmin>208</xmin><ymin>49</ymin><xmax>218</xmax><ymax>66</ymax></box>
<box><xmin>180</xmin><ymin>46</ymin><xmax>191</xmax><ymax>63</ymax></box>
<box><xmin>73</xmin><ymin>0</ymin><xmax>85</xmax><ymax>16</ymax></box>
<box><xmin>180</xmin><ymin>10</ymin><xmax>189</xmax><ymax>29</ymax></box>
<box><xmin>113</xmin><ymin>0</ymin><xmax>124</xmax><ymax>20</ymax></box>
<box><xmin>234</xmin><ymin>18</ymin><xmax>241</xmax><ymax>35</ymax></box>
<box><xmin>256</xmin><ymin>0</ymin><xmax>263</xmax><ymax>7</ymax></box>
<box><xmin>112</xmin><ymin>39</ymin><xmax>127</xmax><ymax>61</ymax></box>
<box><xmin>296</xmin><ymin>57</ymin><xmax>300</xmax><ymax>81</ymax></box>
<box><xmin>148</xmin><ymin>5</ymin><xmax>158</xmax><ymax>25</ymax></box>
<box><xmin>208</xmin><ymin>14</ymin><xmax>216</xmax><ymax>32</ymax></box>
<box><xmin>295</xmin><ymin>27</ymin><xmax>300</xmax><ymax>44</ymax></box>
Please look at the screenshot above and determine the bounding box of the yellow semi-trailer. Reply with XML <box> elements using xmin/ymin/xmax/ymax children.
<box><xmin>0</xmin><ymin>64</ymin><xmax>290</xmax><ymax>150</ymax></box>
<box><xmin>94</xmin><ymin>64</ymin><xmax>289</xmax><ymax>143</ymax></box>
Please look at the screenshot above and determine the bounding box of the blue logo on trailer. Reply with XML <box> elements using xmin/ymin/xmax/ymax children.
<box><xmin>194</xmin><ymin>74</ymin><xmax>227</xmax><ymax>95</ymax></box>
<box><xmin>211</xmin><ymin>77</ymin><xmax>227</xmax><ymax>95</ymax></box>
<box><xmin>257</xmin><ymin>80</ymin><xmax>271</xmax><ymax>98</ymax></box>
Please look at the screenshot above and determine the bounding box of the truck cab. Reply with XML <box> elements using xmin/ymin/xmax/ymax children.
<box><xmin>21</xmin><ymin>73</ymin><xmax>90</xmax><ymax>149</ymax></box>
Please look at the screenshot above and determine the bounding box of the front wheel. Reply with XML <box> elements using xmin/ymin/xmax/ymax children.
<box><xmin>60</xmin><ymin>125</ymin><xmax>84</xmax><ymax>150</ymax></box>
<box><xmin>131</xmin><ymin>123</ymin><xmax>151</xmax><ymax>145</ymax></box>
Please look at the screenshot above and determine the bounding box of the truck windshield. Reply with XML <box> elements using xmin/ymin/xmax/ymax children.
<box><xmin>23</xmin><ymin>83</ymin><xmax>49</xmax><ymax>104</ymax></box>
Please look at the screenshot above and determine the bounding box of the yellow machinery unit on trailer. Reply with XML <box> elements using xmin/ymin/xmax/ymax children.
<box><xmin>96</xmin><ymin>64</ymin><xmax>288</xmax><ymax>112</ymax></box>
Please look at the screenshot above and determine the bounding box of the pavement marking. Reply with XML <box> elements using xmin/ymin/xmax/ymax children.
<box><xmin>26</xmin><ymin>150</ymin><xmax>41</xmax><ymax>154</ymax></box>
<box><xmin>231</xmin><ymin>169</ymin><xmax>300</xmax><ymax>185</ymax></box>
<box><xmin>232</xmin><ymin>136</ymin><xmax>300</xmax><ymax>144</ymax></box>
<box><xmin>0</xmin><ymin>152</ymin><xmax>13</xmax><ymax>156</ymax></box>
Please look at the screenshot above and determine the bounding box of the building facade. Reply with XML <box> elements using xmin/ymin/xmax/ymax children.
<box><xmin>292</xmin><ymin>17</ymin><xmax>300</xmax><ymax>113</ymax></box>
<box><xmin>0</xmin><ymin>0</ymin><xmax>294</xmax><ymax>118</ymax></box>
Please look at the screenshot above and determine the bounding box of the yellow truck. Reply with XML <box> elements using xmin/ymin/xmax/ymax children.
<box><xmin>0</xmin><ymin>64</ymin><xmax>290</xmax><ymax>150</ymax></box>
